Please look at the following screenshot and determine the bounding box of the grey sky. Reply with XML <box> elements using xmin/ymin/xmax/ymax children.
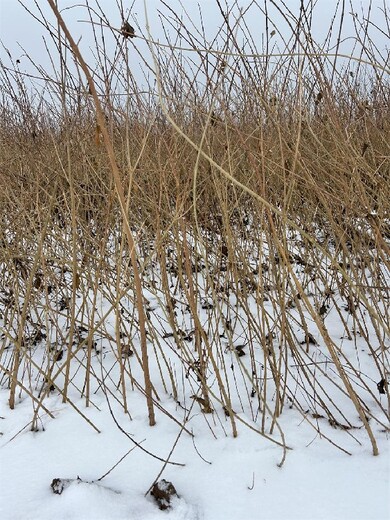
<box><xmin>0</xmin><ymin>1</ymin><xmax>388</xmax><ymax>92</ymax></box>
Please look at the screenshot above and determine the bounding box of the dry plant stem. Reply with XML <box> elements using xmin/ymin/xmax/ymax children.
<box><xmin>144</xmin><ymin>399</ymin><xmax>195</xmax><ymax>497</ymax></box>
<box><xmin>25</xmin><ymin>352</ymin><xmax>101</xmax><ymax>433</ymax></box>
<box><xmin>179</xmin><ymin>219</ymin><xmax>211</xmax><ymax>411</ymax></box>
<box><xmin>103</xmin><ymin>379</ymin><xmax>184</xmax><ymax>466</ymax></box>
<box><xmin>267</xmin><ymin>213</ymin><xmax>379</xmax><ymax>456</ymax></box>
<box><xmin>1</xmin><ymin>363</ymin><xmax>54</xmax><ymax>418</ymax></box>
<box><xmin>136</xmin><ymin>35</ymin><xmax>389</xmax><ymax>74</ymax></box>
<box><xmin>46</xmin><ymin>0</ymin><xmax>155</xmax><ymax>426</ymax></box>
<box><xmin>8</xmin><ymin>218</ymin><xmax>49</xmax><ymax>409</ymax></box>
<box><xmin>63</xmin><ymin>148</ymin><xmax>79</xmax><ymax>405</ymax></box>
<box><xmin>177</xmin><ymin>222</ymin><xmax>238</xmax><ymax>437</ymax></box>
<box><xmin>97</xmin><ymin>443</ymin><xmax>143</xmax><ymax>482</ymax></box>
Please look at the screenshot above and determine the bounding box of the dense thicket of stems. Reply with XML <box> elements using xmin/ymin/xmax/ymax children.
<box><xmin>0</xmin><ymin>0</ymin><xmax>388</xmax><ymax>457</ymax></box>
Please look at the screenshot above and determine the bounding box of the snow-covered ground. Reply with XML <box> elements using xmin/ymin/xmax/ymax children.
<box><xmin>0</xmin><ymin>230</ymin><xmax>389</xmax><ymax>519</ymax></box>
<box><xmin>1</xmin><ymin>386</ymin><xmax>388</xmax><ymax>520</ymax></box>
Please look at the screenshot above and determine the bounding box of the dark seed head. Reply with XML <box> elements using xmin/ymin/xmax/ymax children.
<box><xmin>121</xmin><ymin>21</ymin><xmax>135</xmax><ymax>39</ymax></box>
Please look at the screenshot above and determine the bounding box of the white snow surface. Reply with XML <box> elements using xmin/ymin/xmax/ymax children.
<box><xmin>1</xmin><ymin>375</ymin><xmax>389</xmax><ymax>520</ymax></box>
<box><xmin>0</xmin><ymin>231</ymin><xmax>389</xmax><ymax>520</ymax></box>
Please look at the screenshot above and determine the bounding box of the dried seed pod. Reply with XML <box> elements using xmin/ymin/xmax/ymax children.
<box><xmin>377</xmin><ymin>378</ymin><xmax>387</xmax><ymax>395</ymax></box>
<box><xmin>315</xmin><ymin>91</ymin><xmax>323</xmax><ymax>105</ymax></box>
<box><xmin>121</xmin><ymin>21</ymin><xmax>135</xmax><ymax>39</ymax></box>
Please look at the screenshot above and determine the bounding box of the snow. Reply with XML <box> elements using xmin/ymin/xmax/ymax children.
<box><xmin>1</xmin><ymin>366</ymin><xmax>388</xmax><ymax>519</ymax></box>
<box><xmin>0</xmin><ymin>392</ymin><xmax>388</xmax><ymax>520</ymax></box>
<box><xmin>0</xmin><ymin>229</ymin><xmax>389</xmax><ymax>520</ymax></box>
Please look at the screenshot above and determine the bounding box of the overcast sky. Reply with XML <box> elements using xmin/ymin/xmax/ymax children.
<box><xmin>0</xmin><ymin>1</ymin><xmax>388</xmax><ymax>92</ymax></box>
